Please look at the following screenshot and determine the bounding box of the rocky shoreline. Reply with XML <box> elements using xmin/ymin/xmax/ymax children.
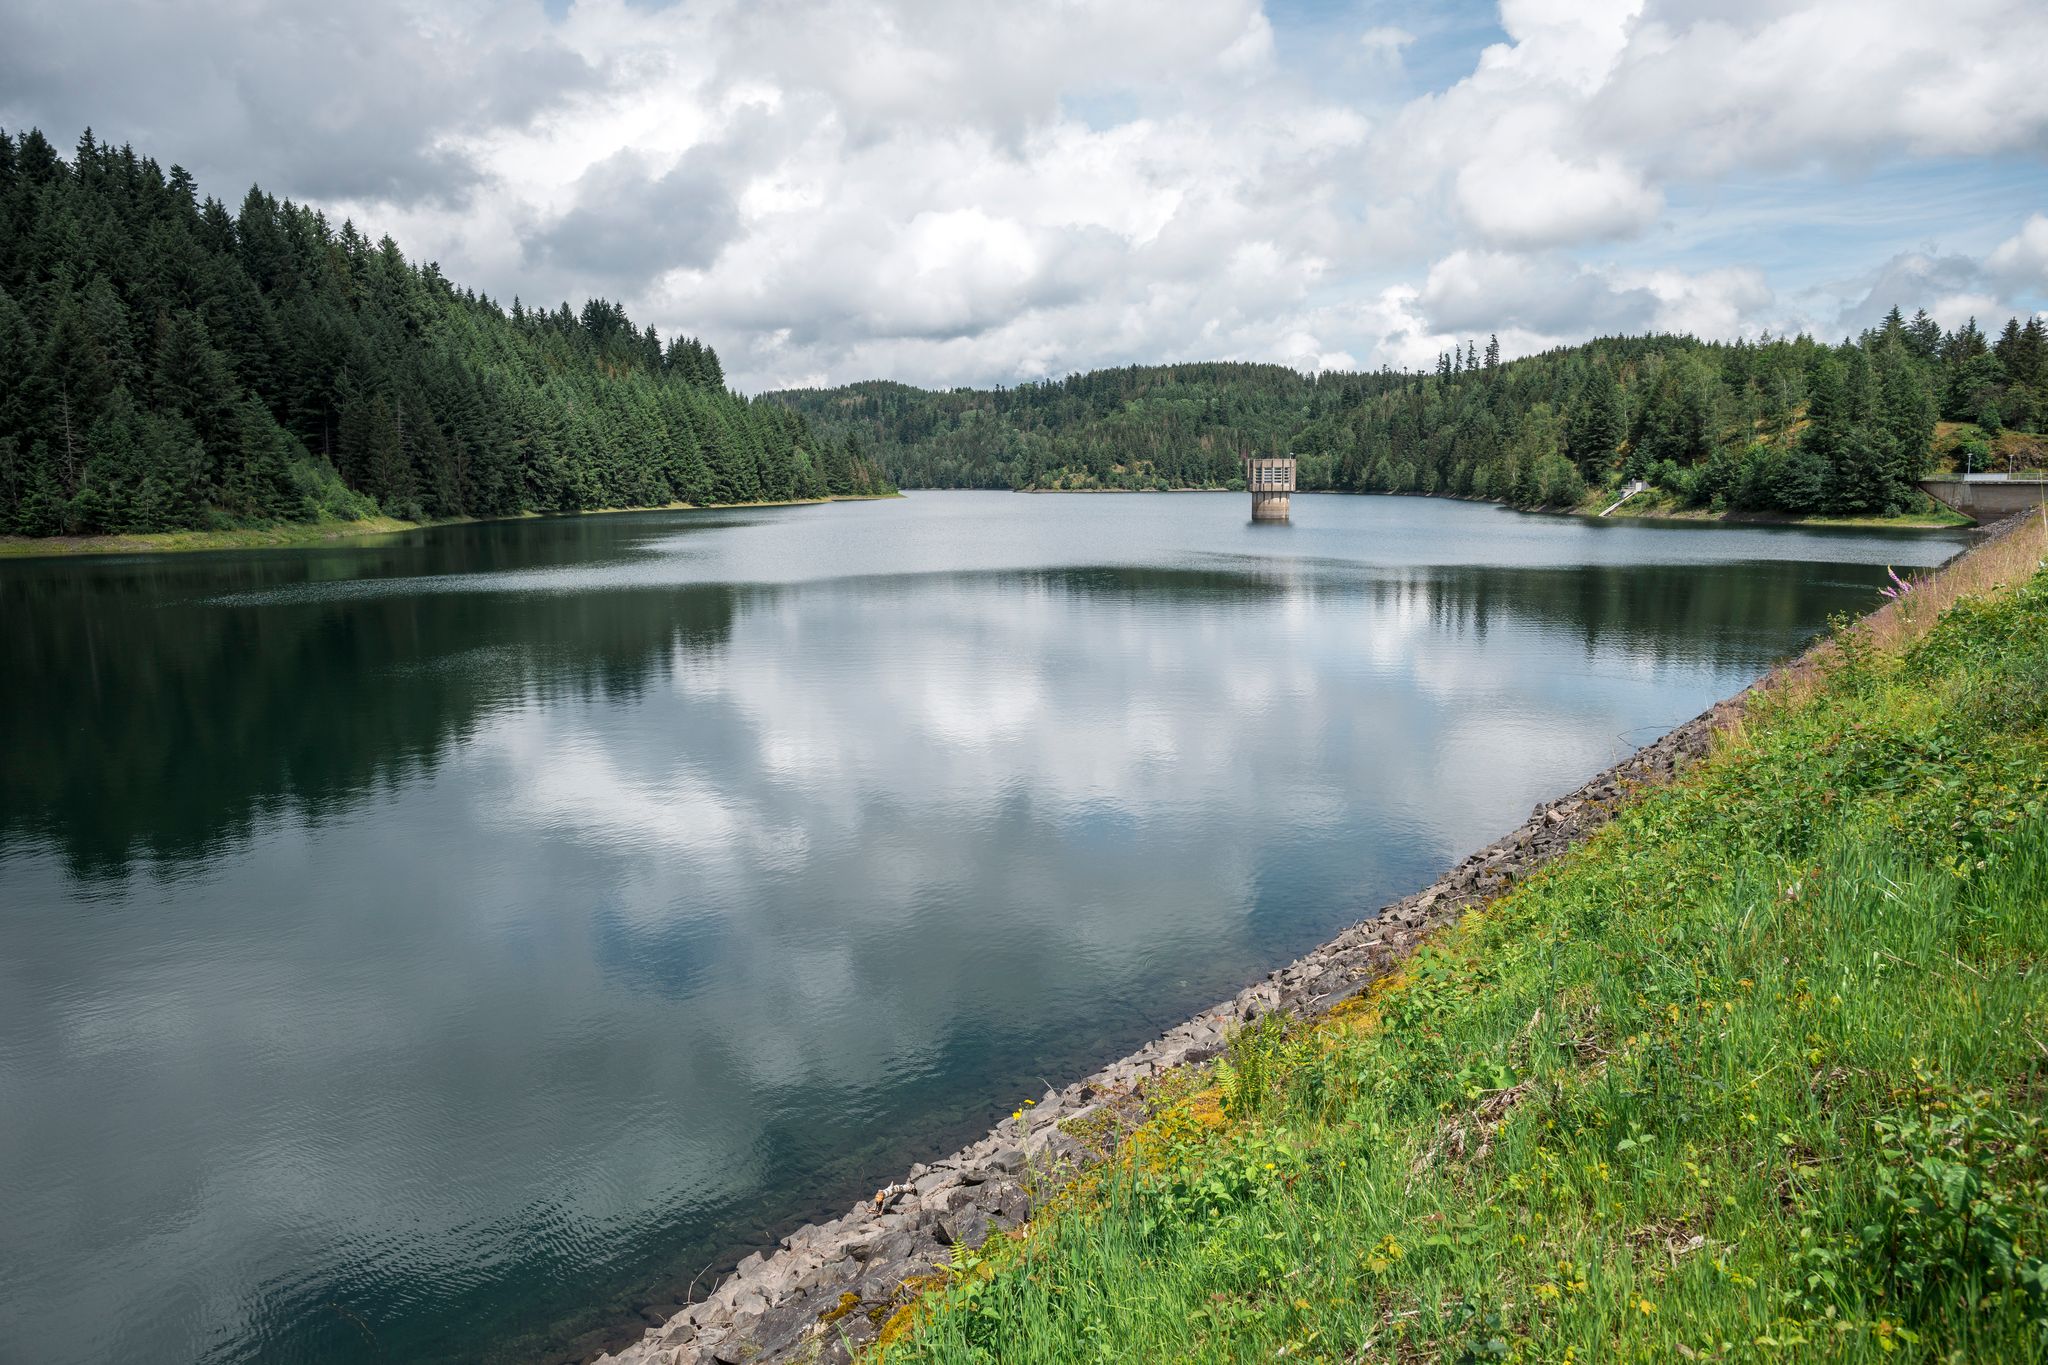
<box><xmin>593</xmin><ymin>706</ymin><xmax>1742</xmax><ymax>1365</ymax></box>
<box><xmin>593</xmin><ymin>512</ymin><xmax>2029</xmax><ymax>1365</ymax></box>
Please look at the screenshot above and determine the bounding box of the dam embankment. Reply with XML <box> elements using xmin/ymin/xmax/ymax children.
<box><xmin>589</xmin><ymin>509</ymin><xmax>2044</xmax><ymax>1365</ymax></box>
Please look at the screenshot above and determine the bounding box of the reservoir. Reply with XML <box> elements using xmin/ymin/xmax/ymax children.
<box><xmin>0</xmin><ymin>492</ymin><xmax>1970</xmax><ymax>1364</ymax></box>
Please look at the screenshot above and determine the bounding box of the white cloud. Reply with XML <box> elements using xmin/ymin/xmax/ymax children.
<box><xmin>1493</xmin><ymin>0</ymin><xmax>1644</xmax><ymax>93</ymax></box>
<box><xmin>1634</xmin><ymin>266</ymin><xmax>1776</xmax><ymax>337</ymax></box>
<box><xmin>5</xmin><ymin>0</ymin><xmax>2046</xmax><ymax>387</ymax></box>
<box><xmin>1986</xmin><ymin>215</ymin><xmax>2048</xmax><ymax>295</ymax></box>
<box><xmin>1602</xmin><ymin>0</ymin><xmax>2048</xmax><ymax>173</ymax></box>
<box><xmin>1377</xmin><ymin>249</ymin><xmax>1782</xmax><ymax>366</ymax></box>
<box><xmin>1453</xmin><ymin>147</ymin><xmax>1662</xmax><ymax>248</ymax></box>
<box><xmin>1826</xmin><ymin>233</ymin><xmax>2048</xmax><ymax>337</ymax></box>
<box><xmin>1359</xmin><ymin>25</ymin><xmax>1415</xmax><ymax>60</ymax></box>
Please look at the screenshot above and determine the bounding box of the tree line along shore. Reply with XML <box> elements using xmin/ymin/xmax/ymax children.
<box><xmin>772</xmin><ymin>321</ymin><xmax>2047</xmax><ymax>525</ymax></box>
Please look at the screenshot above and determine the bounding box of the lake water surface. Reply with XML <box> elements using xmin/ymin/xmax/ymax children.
<box><xmin>0</xmin><ymin>492</ymin><xmax>1971</xmax><ymax>1364</ymax></box>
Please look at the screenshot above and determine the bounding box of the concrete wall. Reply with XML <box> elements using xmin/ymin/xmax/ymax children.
<box><xmin>1919</xmin><ymin>478</ymin><xmax>2048</xmax><ymax>522</ymax></box>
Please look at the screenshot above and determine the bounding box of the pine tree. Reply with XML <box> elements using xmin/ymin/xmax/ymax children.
<box><xmin>1565</xmin><ymin>364</ymin><xmax>1625</xmax><ymax>476</ymax></box>
<box><xmin>1941</xmin><ymin>318</ymin><xmax>1988</xmax><ymax>363</ymax></box>
<box><xmin>1876</xmin><ymin>306</ymin><xmax>1906</xmax><ymax>349</ymax></box>
<box><xmin>1872</xmin><ymin>340</ymin><xmax>1935</xmax><ymax>508</ymax></box>
<box><xmin>1904</xmin><ymin>310</ymin><xmax>1941</xmax><ymax>361</ymax></box>
<box><xmin>37</xmin><ymin>292</ymin><xmax>117</xmax><ymax>498</ymax></box>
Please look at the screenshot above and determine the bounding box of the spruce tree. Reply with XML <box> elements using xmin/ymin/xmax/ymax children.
<box><xmin>1566</xmin><ymin>364</ymin><xmax>1625</xmax><ymax>476</ymax></box>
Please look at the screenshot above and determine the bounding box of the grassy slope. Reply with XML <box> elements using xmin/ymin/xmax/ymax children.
<box><xmin>0</xmin><ymin>515</ymin><xmax>425</xmax><ymax>558</ymax></box>
<box><xmin>1563</xmin><ymin>485</ymin><xmax>1975</xmax><ymax>530</ymax></box>
<box><xmin>1934</xmin><ymin>423</ymin><xmax>2048</xmax><ymax>477</ymax></box>
<box><xmin>0</xmin><ymin>493</ymin><xmax>901</xmax><ymax>560</ymax></box>
<box><xmin>882</xmin><ymin>520</ymin><xmax>2048</xmax><ymax>1364</ymax></box>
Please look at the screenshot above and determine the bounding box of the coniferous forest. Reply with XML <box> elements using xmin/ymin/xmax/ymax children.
<box><xmin>0</xmin><ymin>128</ymin><xmax>891</xmax><ymax>538</ymax></box>
<box><xmin>774</xmin><ymin>314</ymin><xmax>2048</xmax><ymax>519</ymax></box>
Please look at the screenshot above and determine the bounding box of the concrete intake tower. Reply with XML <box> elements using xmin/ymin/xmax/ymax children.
<box><xmin>1247</xmin><ymin>454</ymin><xmax>1296</xmax><ymax>522</ymax></box>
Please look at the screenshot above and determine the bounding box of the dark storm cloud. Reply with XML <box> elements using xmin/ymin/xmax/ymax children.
<box><xmin>526</xmin><ymin>147</ymin><xmax>745</xmax><ymax>289</ymax></box>
<box><xmin>0</xmin><ymin>0</ymin><xmax>597</xmax><ymax>208</ymax></box>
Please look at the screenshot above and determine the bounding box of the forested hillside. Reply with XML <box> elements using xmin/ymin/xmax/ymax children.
<box><xmin>774</xmin><ymin>315</ymin><xmax>2048</xmax><ymax>519</ymax></box>
<box><xmin>768</xmin><ymin>365</ymin><xmax>1408</xmax><ymax>491</ymax></box>
<box><xmin>0</xmin><ymin>127</ymin><xmax>890</xmax><ymax>538</ymax></box>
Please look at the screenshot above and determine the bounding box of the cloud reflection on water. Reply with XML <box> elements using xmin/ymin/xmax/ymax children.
<box><xmin>0</xmin><ymin>494</ymin><xmax>1972</xmax><ymax>1365</ymax></box>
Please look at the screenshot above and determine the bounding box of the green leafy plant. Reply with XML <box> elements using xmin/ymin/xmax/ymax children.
<box><xmin>1861</xmin><ymin>1081</ymin><xmax>2048</xmax><ymax>1325</ymax></box>
<box><xmin>1214</xmin><ymin>1013</ymin><xmax>1290</xmax><ymax>1121</ymax></box>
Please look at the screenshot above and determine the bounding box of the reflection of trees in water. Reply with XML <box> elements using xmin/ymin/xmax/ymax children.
<box><xmin>0</xmin><ymin>554</ymin><xmax>740</xmax><ymax>878</ymax></box>
<box><xmin>1</xmin><ymin>547</ymin><xmax>1884</xmax><ymax>879</ymax></box>
<box><xmin>1026</xmin><ymin>559</ymin><xmax>1885</xmax><ymax>669</ymax></box>
<box><xmin>1381</xmin><ymin>561</ymin><xmax>1886</xmax><ymax>668</ymax></box>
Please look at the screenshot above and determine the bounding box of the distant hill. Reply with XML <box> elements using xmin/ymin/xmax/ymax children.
<box><xmin>767</xmin><ymin>363</ymin><xmax>1404</xmax><ymax>493</ymax></box>
<box><xmin>0</xmin><ymin>127</ymin><xmax>890</xmax><ymax>538</ymax></box>
<box><xmin>772</xmin><ymin>316</ymin><xmax>2046</xmax><ymax>518</ymax></box>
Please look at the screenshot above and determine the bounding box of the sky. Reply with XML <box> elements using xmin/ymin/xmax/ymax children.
<box><xmin>5</xmin><ymin>0</ymin><xmax>2047</xmax><ymax>392</ymax></box>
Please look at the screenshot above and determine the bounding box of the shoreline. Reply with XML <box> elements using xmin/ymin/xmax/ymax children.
<box><xmin>594</xmin><ymin>714</ymin><xmax>1725</xmax><ymax>1365</ymax></box>
<box><xmin>0</xmin><ymin>492</ymin><xmax>902</xmax><ymax>562</ymax></box>
<box><xmin>948</xmin><ymin>485</ymin><xmax>1970</xmax><ymax>530</ymax></box>
<box><xmin>1383</xmin><ymin>486</ymin><xmax>1970</xmax><ymax>530</ymax></box>
<box><xmin>1012</xmin><ymin>485</ymin><xmax>1234</xmax><ymax>494</ymax></box>
<box><xmin>584</xmin><ymin>509</ymin><xmax>2034</xmax><ymax>1365</ymax></box>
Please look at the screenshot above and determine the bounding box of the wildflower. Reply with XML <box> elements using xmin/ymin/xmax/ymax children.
<box><xmin>1635</xmin><ymin>1297</ymin><xmax>1658</xmax><ymax>1317</ymax></box>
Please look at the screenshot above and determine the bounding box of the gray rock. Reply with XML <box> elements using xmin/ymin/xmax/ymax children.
<box><xmin>992</xmin><ymin>1185</ymin><xmax>1029</xmax><ymax>1225</ymax></box>
<box><xmin>795</xmin><ymin>1255</ymin><xmax>856</xmax><ymax>1292</ymax></box>
<box><xmin>1022</xmin><ymin>1125</ymin><xmax>1083</xmax><ymax>1164</ymax></box>
<box><xmin>911</xmin><ymin>1169</ymin><xmax>956</xmax><ymax>1197</ymax></box>
<box><xmin>936</xmin><ymin>1205</ymin><xmax>990</xmax><ymax>1248</ymax></box>
<box><xmin>852</xmin><ymin>1263</ymin><xmax>905</xmax><ymax>1301</ymax></box>
<box><xmin>741</xmin><ymin>1287</ymin><xmax>838</xmax><ymax>1357</ymax></box>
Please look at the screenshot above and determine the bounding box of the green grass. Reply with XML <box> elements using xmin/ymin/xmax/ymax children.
<box><xmin>1567</xmin><ymin>484</ymin><xmax>1973</xmax><ymax>529</ymax></box>
<box><xmin>1934</xmin><ymin>423</ymin><xmax>2048</xmax><ymax>479</ymax></box>
<box><xmin>0</xmin><ymin>492</ymin><xmax>902</xmax><ymax>560</ymax></box>
<box><xmin>0</xmin><ymin>515</ymin><xmax>424</xmax><ymax>557</ymax></box>
<box><xmin>885</xmin><ymin>561</ymin><xmax>2048</xmax><ymax>1363</ymax></box>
